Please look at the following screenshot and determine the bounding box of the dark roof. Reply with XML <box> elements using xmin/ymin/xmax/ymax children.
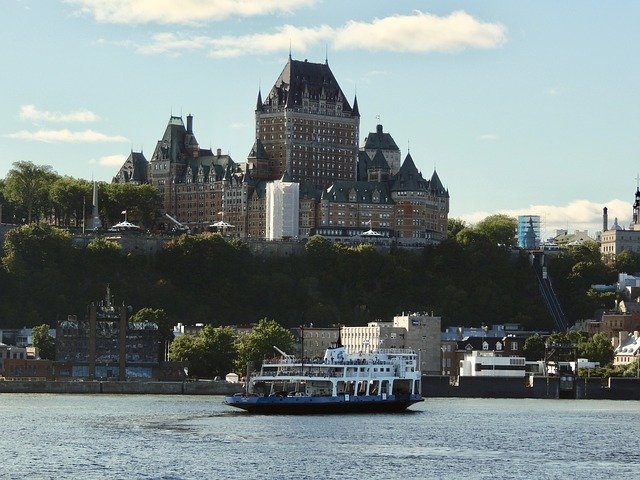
<box><xmin>456</xmin><ymin>337</ymin><xmax>505</xmax><ymax>351</ymax></box>
<box><xmin>325</xmin><ymin>181</ymin><xmax>392</xmax><ymax>204</ymax></box>
<box><xmin>151</xmin><ymin>116</ymin><xmax>187</xmax><ymax>163</ymax></box>
<box><xmin>356</xmin><ymin>150</ymin><xmax>371</xmax><ymax>181</ymax></box>
<box><xmin>247</xmin><ymin>138</ymin><xmax>267</xmax><ymax>159</ymax></box>
<box><xmin>370</xmin><ymin>149</ymin><xmax>390</xmax><ymax>170</ymax></box>
<box><xmin>429</xmin><ymin>170</ymin><xmax>449</xmax><ymax>197</ymax></box>
<box><xmin>391</xmin><ymin>153</ymin><xmax>428</xmax><ymax>192</ymax></box>
<box><xmin>363</xmin><ymin>124</ymin><xmax>399</xmax><ymax>152</ymax></box>
<box><xmin>299</xmin><ymin>181</ymin><xmax>322</xmax><ymax>200</ymax></box>
<box><xmin>113</xmin><ymin>150</ymin><xmax>148</xmax><ymax>184</ymax></box>
<box><xmin>261</xmin><ymin>58</ymin><xmax>355</xmax><ymax>114</ymax></box>
<box><xmin>352</xmin><ymin>95</ymin><xmax>360</xmax><ymax>117</ymax></box>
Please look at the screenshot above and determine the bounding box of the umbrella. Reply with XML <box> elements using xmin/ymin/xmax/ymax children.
<box><xmin>209</xmin><ymin>220</ymin><xmax>235</xmax><ymax>228</ymax></box>
<box><xmin>108</xmin><ymin>220</ymin><xmax>141</xmax><ymax>231</ymax></box>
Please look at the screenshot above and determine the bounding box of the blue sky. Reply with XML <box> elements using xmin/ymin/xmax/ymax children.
<box><xmin>2</xmin><ymin>0</ymin><xmax>639</xmax><ymax>238</ymax></box>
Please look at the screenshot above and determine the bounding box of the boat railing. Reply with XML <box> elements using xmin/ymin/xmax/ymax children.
<box><xmin>377</xmin><ymin>348</ymin><xmax>415</xmax><ymax>355</ymax></box>
<box><xmin>256</xmin><ymin>369</ymin><xmax>398</xmax><ymax>379</ymax></box>
<box><xmin>262</xmin><ymin>358</ymin><xmax>395</xmax><ymax>367</ymax></box>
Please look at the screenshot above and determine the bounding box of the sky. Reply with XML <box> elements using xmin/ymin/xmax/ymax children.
<box><xmin>2</xmin><ymin>0</ymin><xmax>640</xmax><ymax>239</ymax></box>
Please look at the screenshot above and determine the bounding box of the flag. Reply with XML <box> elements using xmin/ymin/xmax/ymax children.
<box><xmin>217</xmin><ymin>211</ymin><xmax>224</xmax><ymax>215</ymax></box>
<box><xmin>121</xmin><ymin>210</ymin><xmax>127</xmax><ymax>214</ymax></box>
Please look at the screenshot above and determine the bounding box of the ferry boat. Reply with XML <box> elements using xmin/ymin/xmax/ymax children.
<box><xmin>224</xmin><ymin>343</ymin><xmax>423</xmax><ymax>414</ymax></box>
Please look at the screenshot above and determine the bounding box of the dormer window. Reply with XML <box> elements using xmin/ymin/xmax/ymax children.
<box><xmin>482</xmin><ymin>341</ymin><xmax>489</xmax><ymax>350</ymax></box>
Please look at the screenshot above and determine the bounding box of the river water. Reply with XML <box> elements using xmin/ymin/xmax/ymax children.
<box><xmin>0</xmin><ymin>394</ymin><xmax>638</xmax><ymax>479</ymax></box>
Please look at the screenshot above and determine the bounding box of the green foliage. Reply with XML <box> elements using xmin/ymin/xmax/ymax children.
<box><xmin>4</xmin><ymin>161</ymin><xmax>57</xmax><ymax>223</ymax></box>
<box><xmin>447</xmin><ymin>218</ymin><xmax>466</xmax><ymax>238</ymax></box>
<box><xmin>234</xmin><ymin>318</ymin><xmax>295</xmax><ymax>372</ymax></box>
<box><xmin>523</xmin><ymin>335</ymin><xmax>546</xmax><ymax>361</ymax></box>
<box><xmin>578</xmin><ymin>332</ymin><xmax>614</xmax><ymax>366</ymax></box>
<box><xmin>614</xmin><ymin>250</ymin><xmax>640</xmax><ymax>274</ymax></box>
<box><xmin>548</xmin><ymin>241</ymin><xmax>616</xmax><ymax>322</ymax></box>
<box><xmin>31</xmin><ymin>324</ymin><xmax>55</xmax><ymax>360</ymax></box>
<box><xmin>474</xmin><ymin>214</ymin><xmax>517</xmax><ymax>248</ymax></box>
<box><xmin>102</xmin><ymin>183</ymin><xmax>162</xmax><ymax>228</ymax></box>
<box><xmin>130</xmin><ymin>307</ymin><xmax>172</xmax><ymax>342</ymax></box>
<box><xmin>87</xmin><ymin>237</ymin><xmax>121</xmax><ymax>254</ymax></box>
<box><xmin>0</xmin><ymin>212</ymin><xmax>556</xmax><ymax>331</ymax></box>
<box><xmin>168</xmin><ymin>325</ymin><xmax>237</xmax><ymax>378</ymax></box>
<box><xmin>50</xmin><ymin>177</ymin><xmax>91</xmax><ymax>227</ymax></box>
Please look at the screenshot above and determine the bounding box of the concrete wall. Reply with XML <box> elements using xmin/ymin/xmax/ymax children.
<box><xmin>0</xmin><ymin>380</ymin><xmax>239</xmax><ymax>395</ymax></box>
<box><xmin>422</xmin><ymin>375</ymin><xmax>559</xmax><ymax>399</ymax></box>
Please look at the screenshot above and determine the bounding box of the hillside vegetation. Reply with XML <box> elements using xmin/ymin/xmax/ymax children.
<box><xmin>0</xmin><ymin>216</ymin><xmax>552</xmax><ymax>330</ymax></box>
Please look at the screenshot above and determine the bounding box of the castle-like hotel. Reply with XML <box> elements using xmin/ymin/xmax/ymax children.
<box><xmin>113</xmin><ymin>57</ymin><xmax>449</xmax><ymax>245</ymax></box>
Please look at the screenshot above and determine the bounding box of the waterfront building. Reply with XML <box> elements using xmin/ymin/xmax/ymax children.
<box><xmin>612</xmin><ymin>331</ymin><xmax>640</xmax><ymax>366</ymax></box>
<box><xmin>292</xmin><ymin>326</ymin><xmax>341</xmax><ymax>360</ymax></box>
<box><xmin>0</xmin><ymin>343</ymin><xmax>27</xmax><ymax>373</ymax></box>
<box><xmin>517</xmin><ymin>215</ymin><xmax>540</xmax><ymax>249</ymax></box>
<box><xmin>2</xmin><ymin>358</ymin><xmax>53</xmax><ymax>380</ymax></box>
<box><xmin>56</xmin><ymin>287</ymin><xmax>161</xmax><ymax>380</ymax></box>
<box><xmin>459</xmin><ymin>351</ymin><xmax>527</xmax><ymax>377</ymax></box>
<box><xmin>341</xmin><ymin>312</ymin><xmax>441</xmax><ymax>374</ymax></box>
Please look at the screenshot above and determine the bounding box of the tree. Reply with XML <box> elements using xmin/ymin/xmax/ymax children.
<box><xmin>130</xmin><ymin>307</ymin><xmax>172</xmax><ymax>343</ymax></box>
<box><xmin>168</xmin><ymin>326</ymin><xmax>237</xmax><ymax>378</ymax></box>
<box><xmin>474</xmin><ymin>214</ymin><xmax>517</xmax><ymax>249</ymax></box>
<box><xmin>614</xmin><ymin>250</ymin><xmax>640</xmax><ymax>275</ymax></box>
<box><xmin>169</xmin><ymin>334</ymin><xmax>203</xmax><ymax>374</ymax></box>
<box><xmin>523</xmin><ymin>335</ymin><xmax>546</xmax><ymax>361</ymax></box>
<box><xmin>50</xmin><ymin>176</ymin><xmax>91</xmax><ymax>227</ymax></box>
<box><xmin>4</xmin><ymin>161</ymin><xmax>56</xmax><ymax>223</ymax></box>
<box><xmin>32</xmin><ymin>324</ymin><xmax>55</xmax><ymax>360</ymax></box>
<box><xmin>579</xmin><ymin>332</ymin><xmax>615</xmax><ymax>366</ymax></box>
<box><xmin>199</xmin><ymin>325</ymin><xmax>237</xmax><ymax>378</ymax></box>
<box><xmin>234</xmin><ymin>318</ymin><xmax>295</xmax><ymax>372</ymax></box>
<box><xmin>447</xmin><ymin>218</ymin><xmax>466</xmax><ymax>238</ymax></box>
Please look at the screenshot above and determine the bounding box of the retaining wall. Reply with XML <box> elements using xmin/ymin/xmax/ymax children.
<box><xmin>0</xmin><ymin>380</ymin><xmax>240</xmax><ymax>395</ymax></box>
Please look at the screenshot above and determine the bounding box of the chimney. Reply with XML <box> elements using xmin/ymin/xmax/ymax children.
<box><xmin>376</xmin><ymin>124</ymin><xmax>383</xmax><ymax>134</ymax></box>
<box><xmin>216</xmin><ymin>148</ymin><xmax>222</xmax><ymax>157</ymax></box>
<box><xmin>603</xmin><ymin>207</ymin><xmax>608</xmax><ymax>232</ymax></box>
<box><xmin>187</xmin><ymin>114</ymin><xmax>193</xmax><ymax>133</ymax></box>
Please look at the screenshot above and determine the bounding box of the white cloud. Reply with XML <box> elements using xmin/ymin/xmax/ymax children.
<box><xmin>97</xmin><ymin>154</ymin><xmax>128</xmax><ymax>166</ymax></box>
<box><xmin>458</xmin><ymin>199</ymin><xmax>630</xmax><ymax>237</ymax></box>
<box><xmin>477</xmin><ymin>133</ymin><xmax>500</xmax><ymax>141</ymax></box>
<box><xmin>229</xmin><ymin>122</ymin><xmax>247</xmax><ymax>129</ymax></box>
<box><xmin>334</xmin><ymin>11</ymin><xmax>506</xmax><ymax>53</ymax></box>
<box><xmin>66</xmin><ymin>0</ymin><xmax>315</xmax><ymax>25</ymax></box>
<box><xmin>126</xmin><ymin>11</ymin><xmax>506</xmax><ymax>57</ymax></box>
<box><xmin>4</xmin><ymin>129</ymin><xmax>128</xmax><ymax>143</ymax></box>
<box><xmin>19</xmin><ymin>104</ymin><xmax>99</xmax><ymax>123</ymax></box>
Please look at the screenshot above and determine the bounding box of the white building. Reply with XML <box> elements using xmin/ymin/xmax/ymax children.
<box><xmin>341</xmin><ymin>312</ymin><xmax>441</xmax><ymax>374</ymax></box>
<box><xmin>459</xmin><ymin>351</ymin><xmax>527</xmax><ymax>377</ymax></box>
<box><xmin>266</xmin><ymin>179</ymin><xmax>299</xmax><ymax>240</ymax></box>
<box><xmin>613</xmin><ymin>331</ymin><xmax>640</xmax><ymax>366</ymax></box>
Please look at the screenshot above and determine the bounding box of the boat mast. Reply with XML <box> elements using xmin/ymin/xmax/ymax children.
<box><xmin>300</xmin><ymin>324</ymin><xmax>304</xmax><ymax>376</ymax></box>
